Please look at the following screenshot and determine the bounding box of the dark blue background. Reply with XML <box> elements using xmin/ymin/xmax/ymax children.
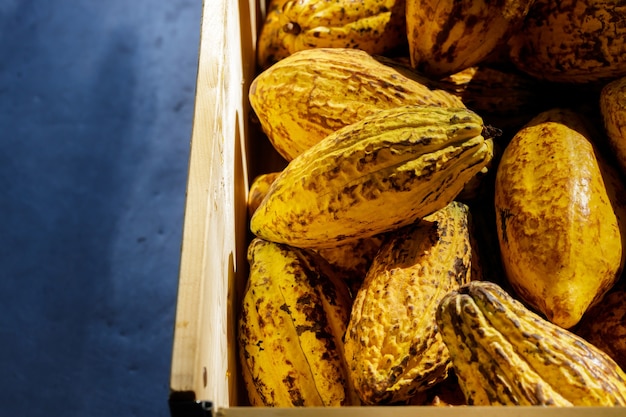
<box><xmin>1</xmin><ymin>1</ymin><xmax>201</xmax><ymax>416</ymax></box>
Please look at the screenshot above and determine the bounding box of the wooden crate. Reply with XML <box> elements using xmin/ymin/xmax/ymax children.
<box><xmin>169</xmin><ymin>0</ymin><xmax>626</xmax><ymax>416</ymax></box>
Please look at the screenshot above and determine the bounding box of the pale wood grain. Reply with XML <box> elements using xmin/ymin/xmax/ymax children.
<box><xmin>170</xmin><ymin>0</ymin><xmax>258</xmax><ymax>408</ymax></box>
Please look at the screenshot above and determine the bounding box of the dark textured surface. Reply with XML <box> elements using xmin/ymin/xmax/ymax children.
<box><xmin>0</xmin><ymin>1</ymin><xmax>201</xmax><ymax>416</ymax></box>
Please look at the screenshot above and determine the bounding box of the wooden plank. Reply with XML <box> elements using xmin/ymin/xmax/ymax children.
<box><xmin>170</xmin><ymin>0</ymin><xmax>258</xmax><ymax>408</ymax></box>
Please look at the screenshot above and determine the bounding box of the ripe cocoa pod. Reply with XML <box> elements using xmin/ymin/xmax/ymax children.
<box><xmin>436</xmin><ymin>280</ymin><xmax>626</xmax><ymax>406</ymax></box>
<box><xmin>406</xmin><ymin>0</ymin><xmax>534</xmax><ymax>77</ymax></box>
<box><xmin>257</xmin><ymin>0</ymin><xmax>407</xmax><ymax>70</ymax></box>
<box><xmin>508</xmin><ymin>0</ymin><xmax>626</xmax><ymax>83</ymax></box>
<box><xmin>494</xmin><ymin>108</ymin><xmax>624</xmax><ymax>329</ymax></box>
<box><xmin>344</xmin><ymin>202</ymin><xmax>472</xmax><ymax>405</ymax></box>
<box><xmin>249</xmin><ymin>48</ymin><xmax>464</xmax><ymax>161</ymax></box>
<box><xmin>238</xmin><ymin>238</ymin><xmax>358</xmax><ymax>406</ymax></box>
<box><xmin>250</xmin><ymin>105</ymin><xmax>494</xmax><ymax>249</ymax></box>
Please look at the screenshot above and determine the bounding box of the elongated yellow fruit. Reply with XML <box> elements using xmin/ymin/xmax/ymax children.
<box><xmin>494</xmin><ymin>108</ymin><xmax>624</xmax><ymax>329</ymax></box>
<box><xmin>286</xmin><ymin>0</ymin><xmax>404</xmax><ymax>56</ymax></box>
<box><xmin>249</xmin><ymin>48</ymin><xmax>465</xmax><ymax>161</ymax></box>
<box><xmin>250</xmin><ymin>105</ymin><xmax>494</xmax><ymax>249</ymax></box>
<box><xmin>257</xmin><ymin>0</ymin><xmax>406</xmax><ymax>70</ymax></box>
<box><xmin>345</xmin><ymin>202</ymin><xmax>472</xmax><ymax>405</ymax></box>
<box><xmin>436</xmin><ymin>280</ymin><xmax>626</xmax><ymax>406</ymax></box>
<box><xmin>406</xmin><ymin>0</ymin><xmax>534</xmax><ymax>77</ymax></box>
<box><xmin>238</xmin><ymin>238</ymin><xmax>358</xmax><ymax>406</ymax></box>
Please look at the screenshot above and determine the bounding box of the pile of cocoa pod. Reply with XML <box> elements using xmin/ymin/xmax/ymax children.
<box><xmin>237</xmin><ymin>0</ymin><xmax>626</xmax><ymax>407</ymax></box>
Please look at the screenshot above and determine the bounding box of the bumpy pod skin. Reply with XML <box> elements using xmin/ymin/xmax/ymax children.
<box><xmin>344</xmin><ymin>202</ymin><xmax>472</xmax><ymax>405</ymax></box>
<box><xmin>508</xmin><ymin>0</ymin><xmax>626</xmax><ymax>84</ymax></box>
<box><xmin>250</xmin><ymin>105</ymin><xmax>493</xmax><ymax>249</ymax></box>
<box><xmin>257</xmin><ymin>0</ymin><xmax>406</xmax><ymax>70</ymax></box>
<box><xmin>436</xmin><ymin>280</ymin><xmax>626</xmax><ymax>406</ymax></box>
<box><xmin>406</xmin><ymin>0</ymin><xmax>534</xmax><ymax>77</ymax></box>
<box><xmin>601</xmin><ymin>76</ymin><xmax>626</xmax><ymax>176</ymax></box>
<box><xmin>282</xmin><ymin>0</ymin><xmax>405</xmax><ymax>54</ymax></box>
<box><xmin>238</xmin><ymin>238</ymin><xmax>358</xmax><ymax>406</ymax></box>
<box><xmin>249</xmin><ymin>48</ymin><xmax>465</xmax><ymax>161</ymax></box>
<box><xmin>494</xmin><ymin>108</ymin><xmax>623</xmax><ymax>329</ymax></box>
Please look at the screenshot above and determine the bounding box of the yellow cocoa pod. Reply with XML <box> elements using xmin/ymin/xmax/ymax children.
<box><xmin>249</xmin><ymin>47</ymin><xmax>465</xmax><ymax>161</ymax></box>
<box><xmin>509</xmin><ymin>0</ymin><xmax>626</xmax><ymax>83</ymax></box>
<box><xmin>576</xmin><ymin>284</ymin><xmax>626</xmax><ymax>372</ymax></box>
<box><xmin>436</xmin><ymin>280</ymin><xmax>626</xmax><ymax>406</ymax></box>
<box><xmin>250</xmin><ymin>105</ymin><xmax>494</xmax><ymax>249</ymax></box>
<box><xmin>256</xmin><ymin>0</ymin><xmax>406</xmax><ymax>71</ymax></box>
<box><xmin>601</xmin><ymin>76</ymin><xmax>626</xmax><ymax>176</ymax></box>
<box><xmin>406</xmin><ymin>0</ymin><xmax>534</xmax><ymax>77</ymax></box>
<box><xmin>344</xmin><ymin>202</ymin><xmax>472</xmax><ymax>405</ymax></box>
<box><xmin>494</xmin><ymin>108</ymin><xmax>624</xmax><ymax>329</ymax></box>
<box><xmin>238</xmin><ymin>237</ymin><xmax>359</xmax><ymax>406</ymax></box>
